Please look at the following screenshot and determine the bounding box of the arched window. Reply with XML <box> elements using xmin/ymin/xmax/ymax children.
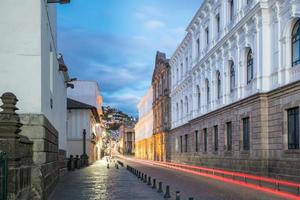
<box><xmin>247</xmin><ymin>49</ymin><xmax>253</xmax><ymax>83</ymax></box>
<box><xmin>196</xmin><ymin>85</ymin><xmax>201</xmax><ymax>109</ymax></box>
<box><xmin>230</xmin><ymin>62</ymin><xmax>235</xmax><ymax>92</ymax></box>
<box><xmin>216</xmin><ymin>71</ymin><xmax>221</xmax><ymax>99</ymax></box>
<box><xmin>176</xmin><ymin>68</ymin><xmax>179</xmax><ymax>82</ymax></box>
<box><xmin>206</xmin><ymin>79</ymin><xmax>210</xmax><ymax>104</ymax></box>
<box><xmin>180</xmin><ymin>63</ymin><xmax>183</xmax><ymax>79</ymax></box>
<box><xmin>180</xmin><ymin>100</ymin><xmax>183</xmax><ymax>119</ymax></box>
<box><xmin>185</xmin><ymin>96</ymin><xmax>188</xmax><ymax>116</ymax></box>
<box><xmin>292</xmin><ymin>20</ymin><xmax>300</xmax><ymax>67</ymax></box>
<box><xmin>229</xmin><ymin>0</ymin><xmax>234</xmax><ymax>21</ymax></box>
<box><xmin>176</xmin><ymin>103</ymin><xmax>179</xmax><ymax>121</ymax></box>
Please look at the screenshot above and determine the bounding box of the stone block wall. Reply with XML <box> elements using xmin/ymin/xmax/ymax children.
<box><xmin>19</xmin><ymin>114</ymin><xmax>59</xmax><ymax>200</ymax></box>
<box><xmin>0</xmin><ymin>93</ymin><xmax>34</xmax><ymax>200</ymax></box>
<box><xmin>169</xmin><ymin>81</ymin><xmax>300</xmax><ymax>182</ymax></box>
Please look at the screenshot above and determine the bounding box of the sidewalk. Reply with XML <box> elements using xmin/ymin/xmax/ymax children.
<box><xmin>49</xmin><ymin>158</ymin><xmax>163</xmax><ymax>200</ymax></box>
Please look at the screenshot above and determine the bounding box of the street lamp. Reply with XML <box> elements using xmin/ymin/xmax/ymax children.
<box><xmin>47</xmin><ymin>0</ymin><xmax>70</xmax><ymax>4</ymax></box>
<box><xmin>81</xmin><ymin>129</ymin><xmax>89</xmax><ymax>166</ymax></box>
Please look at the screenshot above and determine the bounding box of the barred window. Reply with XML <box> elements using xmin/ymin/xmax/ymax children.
<box><xmin>287</xmin><ymin>107</ymin><xmax>299</xmax><ymax>149</ymax></box>
<box><xmin>226</xmin><ymin>122</ymin><xmax>232</xmax><ymax>151</ymax></box>
<box><xmin>195</xmin><ymin>130</ymin><xmax>199</xmax><ymax>152</ymax></box>
<box><xmin>243</xmin><ymin>117</ymin><xmax>250</xmax><ymax>150</ymax></box>
<box><xmin>204</xmin><ymin>128</ymin><xmax>208</xmax><ymax>152</ymax></box>
<box><xmin>184</xmin><ymin>134</ymin><xmax>188</xmax><ymax>152</ymax></box>
<box><xmin>180</xmin><ymin>136</ymin><xmax>183</xmax><ymax>153</ymax></box>
<box><xmin>214</xmin><ymin>125</ymin><xmax>218</xmax><ymax>152</ymax></box>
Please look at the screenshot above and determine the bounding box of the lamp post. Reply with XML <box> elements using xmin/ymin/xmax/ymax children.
<box><xmin>81</xmin><ymin>129</ymin><xmax>89</xmax><ymax>166</ymax></box>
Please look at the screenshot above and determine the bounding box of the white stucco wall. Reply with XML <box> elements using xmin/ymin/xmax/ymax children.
<box><xmin>0</xmin><ymin>0</ymin><xmax>68</xmax><ymax>150</ymax></box>
<box><xmin>67</xmin><ymin>109</ymin><xmax>98</xmax><ymax>158</ymax></box>
<box><xmin>135</xmin><ymin>87</ymin><xmax>153</xmax><ymax>142</ymax></box>
<box><xmin>67</xmin><ymin>80</ymin><xmax>102</xmax><ymax>112</ymax></box>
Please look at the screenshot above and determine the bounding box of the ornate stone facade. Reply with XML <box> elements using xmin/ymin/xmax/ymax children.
<box><xmin>169</xmin><ymin>0</ymin><xmax>300</xmax><ymax>181</ymax></box>
<box><xmin>152</xmin><ymin>51</ymin><xmax>171</xmax><ymax>161</ymax></box>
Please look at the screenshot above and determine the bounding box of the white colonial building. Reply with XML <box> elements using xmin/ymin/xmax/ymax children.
<box><xmin>134</xmin><ymin>87</ymin><xmax>154</xmax><ymax>159</ymax></box>
<box><xmin>0</xmin><ymin>0</ymin><xmax>71</xmax><ymax>197</ymax></box>
<box><xmin>169</xmin><ymin>0</ymin><xmax>300</xmax><ymax>181</ymax></box>
<box><xmin>67</xmin><ymin>81</ymin><xmax>104</xmax><ymax>163</ymax></box>
<box><xmin>171</xmin><ymin>0</ymin><xmax>300</xmax><ymax>128</ymax></box>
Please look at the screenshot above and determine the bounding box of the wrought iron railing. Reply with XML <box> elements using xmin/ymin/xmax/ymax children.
<box><xmin>0</xmin><ymin>151</ymin><xmax>7</xmax><ymax>200</ymax></box>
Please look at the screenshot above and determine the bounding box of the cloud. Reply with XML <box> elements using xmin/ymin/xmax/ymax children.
<box><xmin>58</xmin><ymin>28</ymin><xmax>153</xmax><ymax>116</ymax></box>
<box><xmin>144</xmin><ymin>20</ymin><xmax>165</xmax><ymax>30</ymax></box>
<box><xmin>58</xmin><ymin>1</ymin><xmax>202</xmax><ymax>116</ymax></box>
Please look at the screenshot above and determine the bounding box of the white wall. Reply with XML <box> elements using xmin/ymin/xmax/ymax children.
<box><xmin>67</xmin><ymin>81</ymin><xmax>102</xmax><ymax>111</ymax></box>
<box><xmin>67</xmin><ymin>109</ymin><xmax>92</xmax><ymax>140</ymax></box>
<box><xmin>0</xmin><ymin>0</ymin><xmax>68</xmax><ymax>150</ymax></box>
<box><xmin>135</xmin><ymin>87</ymin><xmax>153</xmax><ymax>142</ymax></box>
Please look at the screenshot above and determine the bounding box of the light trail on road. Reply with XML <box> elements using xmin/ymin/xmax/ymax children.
<box><xmin>120</xmin><ymin>156</ymin><xmax>300</xmax><ymax>200</ymax></box>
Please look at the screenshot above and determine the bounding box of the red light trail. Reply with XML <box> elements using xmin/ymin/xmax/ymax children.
<box><xmin>120</xmin><ymin>156</ymin><xmax>300</xmax><ymax>200</ymax></box>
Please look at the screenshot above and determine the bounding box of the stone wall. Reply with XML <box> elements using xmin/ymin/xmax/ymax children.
<box><xmin>0</xmin><ymin>93</ymin><xmax>34</xmax><ymax>200</ymax></box>
<box><xmin>169</xmin><ymin>81</ymin><xmax>300</xmax><ymax>182</ymax></box>
<box><xmin>19</xmin><ymin>114</ymin><xmax>59</xmax><ymax>199</ymax></box>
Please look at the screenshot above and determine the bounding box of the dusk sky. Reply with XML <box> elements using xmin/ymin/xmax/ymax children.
<box><xmin>58</xmin><ymin>0</ymin><xmax>202</xmax><ymax>116</ymax></box>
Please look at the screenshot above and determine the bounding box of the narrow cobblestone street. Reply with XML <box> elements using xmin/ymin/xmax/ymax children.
<box><xmin>49</xmin><ymin>158</ymin><xmax>163</xmax><ymax>200</ymax></box>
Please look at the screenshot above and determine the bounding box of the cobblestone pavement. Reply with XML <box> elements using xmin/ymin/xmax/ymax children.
<box><xmin>49</xmin><ymin>158</ymin><xmax>163</xmax><ymax>200</ymax></box>
<box><xmin>120</xmin><ymin>157</ymin><xmax>288</xmax><ymax>200</ymax></box>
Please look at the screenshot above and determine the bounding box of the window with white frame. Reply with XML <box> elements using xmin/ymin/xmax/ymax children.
<box><xmin>205</xmin><ymin>27</ymin><xmax>209</xmax><ymax>46</ymax></box>
<box><xmin>185</xmin><ymin>57</ymin><xmax>189</xmax><ymax>72</ymax></box>
<box><xmin>196</xmin><ymin>38</ymin><xmax>200</xmax><ymax>57</ymax></box>
<box><xmin>197</xmin><ymin>85</ymin><xmax>201</xmax><ymax>109</ymax></box>
<box><xmin>229</xmin><ymin>0</ymin><xmax>234</xmax><ymax>22</ymax></box>
<box><xmin>185</xmin><ymin>96</ymin><xmax>189</xmax><ymax>116</ymax></box>
<box><xmin>216</xmin><ymin>70</ymin><xmax>221</xmax><ymax>99</ymax></box>
<box><xmin>230</xmin><ymin>61</ymin><xmax>235</xmax><ymax>92</ymax></box>
<box><xmin>216</xmin><ymin>14</ymin><xmax>220</xmax><ymax>34</ymax></box>
<box><xmin>206</xmin><ymin>79</ymin><xmax>210</xmax><ymax>104</ymax></box>
<box><xmin>292</xmin><ymin>19</ymin><xmax>300</xmax><ymax>67</ymax></box>
<box><xmin>247</xmin><ymin>49</ymin><xmax>254</xmax><ymax>84</ymax></box>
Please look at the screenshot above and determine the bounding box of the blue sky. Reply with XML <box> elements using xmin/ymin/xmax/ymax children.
<box><xmin>58</xmin><ymin>0</ymin><xmax>202</xmax><ymax>116</ymax></box>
